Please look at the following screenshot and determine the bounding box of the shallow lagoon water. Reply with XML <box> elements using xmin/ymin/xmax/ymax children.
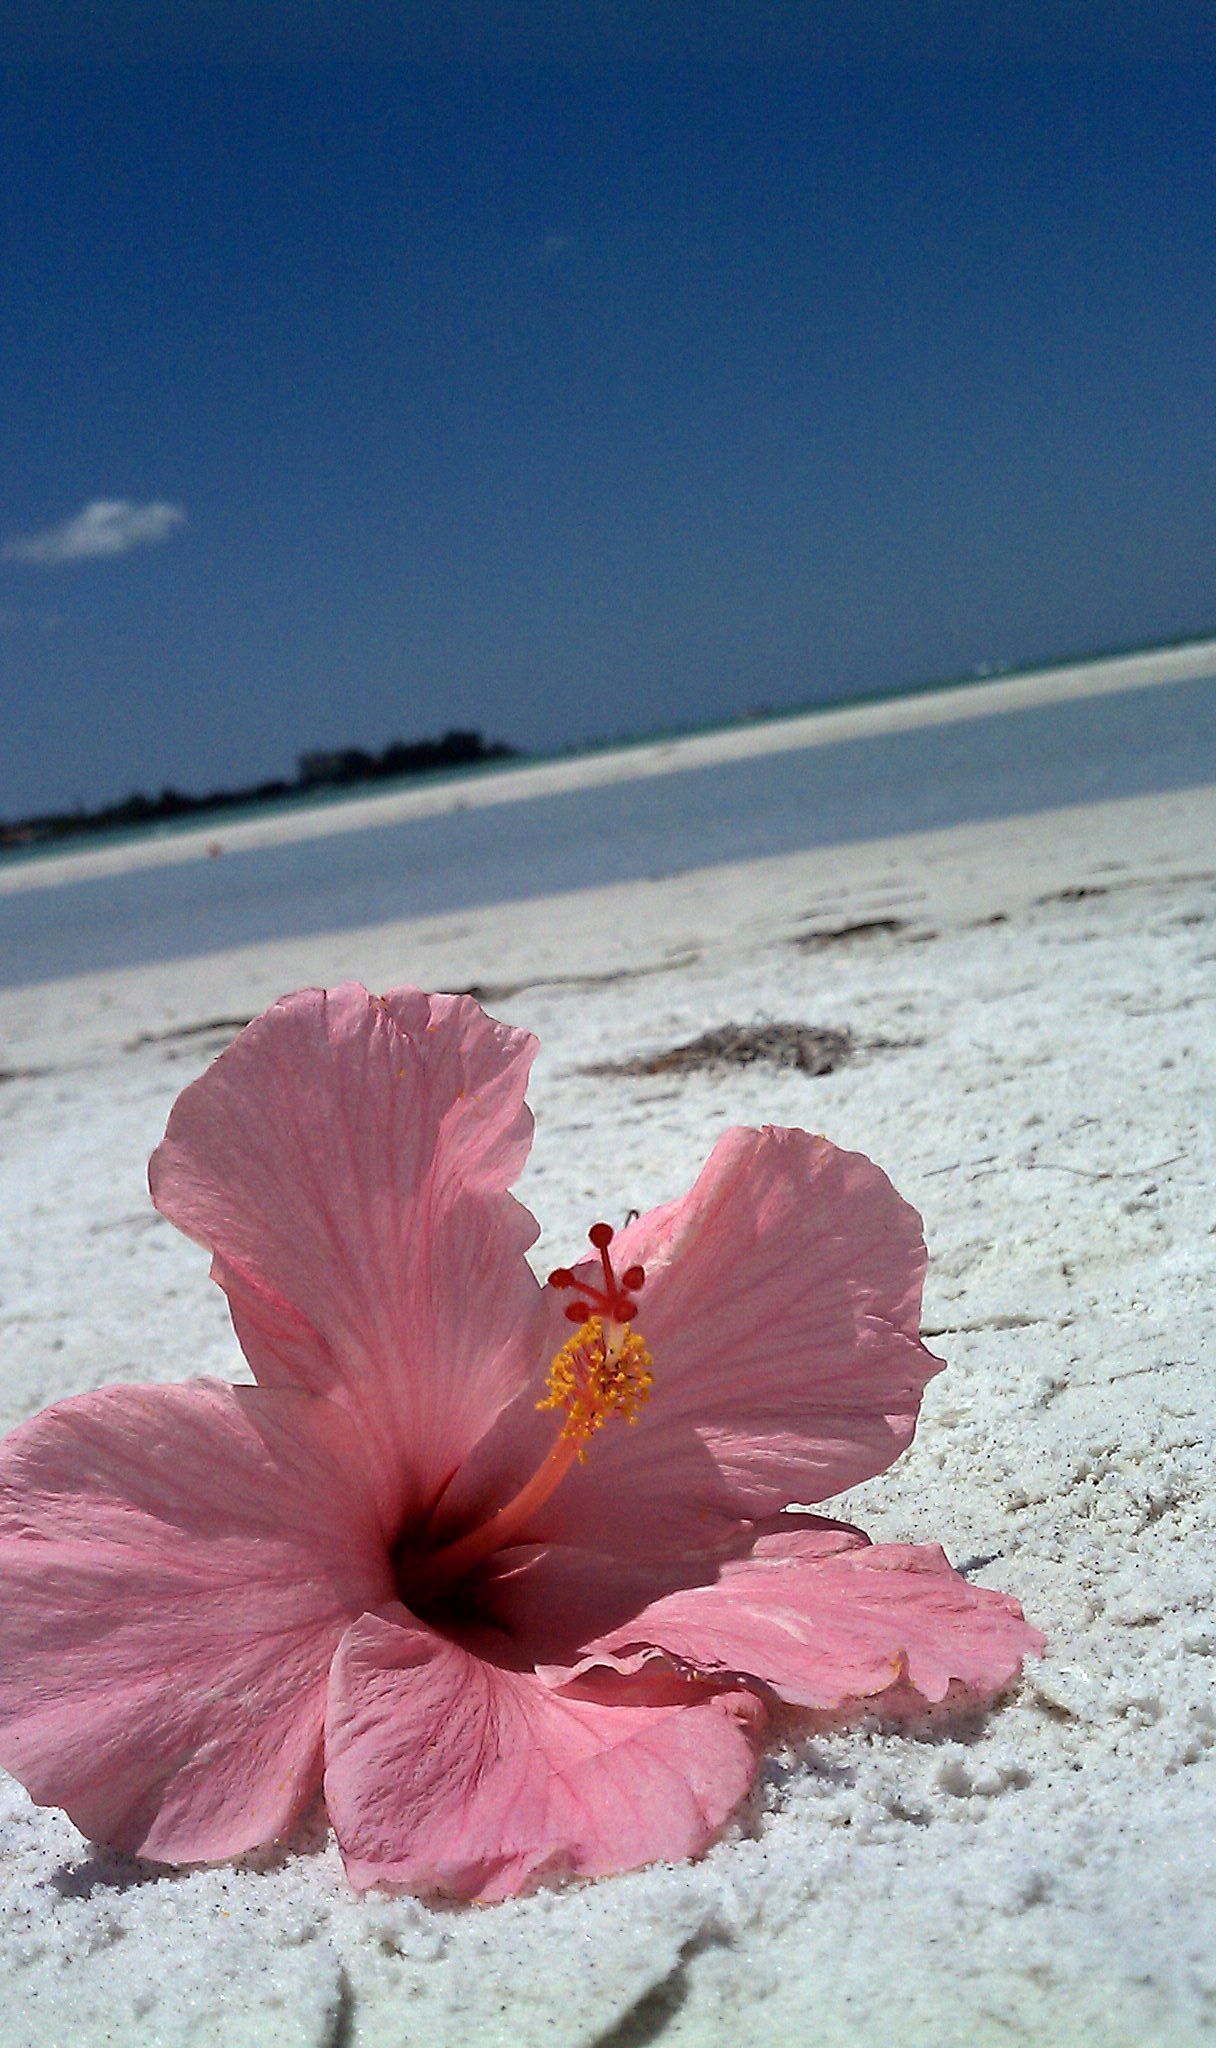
<box><xmin>2</xmin><ymin>674</ymin><xmax>1213</xmax><ymax>988</ymax></box>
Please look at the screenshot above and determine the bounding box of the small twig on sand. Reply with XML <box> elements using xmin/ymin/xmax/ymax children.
<box><xmin>923</xmin><ymin>1152</ymin><xmax>1184</xmax><ymax>1184</ymax></box>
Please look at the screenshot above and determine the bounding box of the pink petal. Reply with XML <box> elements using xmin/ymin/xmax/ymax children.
<box><xmin>324</xmin><ymin>1604</ymin><xmax>766</xmax><ymax>1900</ymax></box>
<box><xmin>440</xmin><ymin>1127</ymin><xmax>942</xmax><ymax>1559</ymax></box>
<box><xmin>149</xmin><ymin>984</ymin><xmax>548</xmax><ymax>1531</ymax></box>
<box><xmin>569</xmin><ymin>1522</ymin><xmax>1045</xmax><ymax>1709</ymax></box>
<box><xmin>0</xmin><ymin>1380</ymin><xmax>393</xmax><ymax>1862</ymax></box>
<box><xmin>474</xmin><ymin>1516</ymin><xmax>865</xmax><ymax>1668</ymax></box>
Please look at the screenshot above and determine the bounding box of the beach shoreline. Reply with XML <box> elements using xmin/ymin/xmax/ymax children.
<box><xmin>4</xmin><ymin>632</ymin><xmax>1215</xmax><ymax>899</ymax></box>
<box><xmin>1</xmin><ymin>779</ymin><xmax>1213</xmax><ymax>2046</ymax></box>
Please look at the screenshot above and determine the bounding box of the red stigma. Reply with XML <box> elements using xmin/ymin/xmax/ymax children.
<box><xmin>547</xmin><ymin>1221</ymin><xmax>646</xmax><ymax>1322</ymax></box>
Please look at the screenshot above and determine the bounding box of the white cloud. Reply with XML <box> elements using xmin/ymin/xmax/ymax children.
<box><xmin>2</xmin><ymin>499</ymin><xmax>187</xmax><ymax>565</ymax></box>
<box><xmin>533</xmin><ymin>232</ymin><xmax>575</xmax><ymax>264</ymax></box>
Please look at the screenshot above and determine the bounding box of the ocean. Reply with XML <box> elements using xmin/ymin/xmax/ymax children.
<box><xmin>1</xmin><ymin>672</ymin><xmax>1213</xmax><ymax>990</ymax></box>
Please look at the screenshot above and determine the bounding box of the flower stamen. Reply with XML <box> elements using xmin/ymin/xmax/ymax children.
<box><xmin>537</xmin><ymin>1315</ymin><xmax>653</xmax><ymax>1458</ymax></box>
<box><xmin>408</xmin><ymin>1233</ymin><xmax>653</xmax><ymax>1603</ymax></box>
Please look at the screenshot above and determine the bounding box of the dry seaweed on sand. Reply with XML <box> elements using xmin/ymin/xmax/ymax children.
<box><xmin>584</xmin><ymin>1021</ymin><xmax>856</xmax><ymax>1078</ymax></box>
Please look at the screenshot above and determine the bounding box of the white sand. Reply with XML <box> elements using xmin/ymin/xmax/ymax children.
<box><xmin>1</xmin><ymin>779</ymin><xmax>1214</xmax><ymax>2047</ymax></box>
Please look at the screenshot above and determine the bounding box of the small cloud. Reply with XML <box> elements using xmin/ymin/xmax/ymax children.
<box><xmin>2</xmin><ymin>499</ymin><xmax>186</xmax><ymax>565</ymax></box>
<box><xmin>533</xmin><ymin>233</ymin><xmax>575</xmax><ymax>264</ymax></box>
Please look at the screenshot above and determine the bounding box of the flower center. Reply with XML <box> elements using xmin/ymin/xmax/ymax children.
<box><xmin>408</xmin><ymin>1224</ymin><xmax>652</xmax><ymax>1601</ymax></box>
<box><xmin>536</xmin><ymin>1313</ymin><xmax>653</xmax><ymax>1452</ymax></box>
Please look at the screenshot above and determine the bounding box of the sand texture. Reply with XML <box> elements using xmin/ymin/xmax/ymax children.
<box><xmin>1</xmin><ymin>781</ymin><xmax>1214</xmax><ymax>2047</ymax></box>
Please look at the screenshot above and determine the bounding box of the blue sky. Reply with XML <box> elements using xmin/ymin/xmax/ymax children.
<box><xmin>2</xmin><ymin>6</ymin><xmax>1214</xmax><ymax>816</ymax></box>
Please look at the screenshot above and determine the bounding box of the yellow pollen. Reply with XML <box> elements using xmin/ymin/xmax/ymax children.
<box><xmin>407</xmin><ymin>1313</ymin><xmax>655</xmax><ymax>1601</ymax></box>
<box><xmin>537</xmin><ymin>1315</ymin><xmax>653</xmax><ymax>1457</ymax></box>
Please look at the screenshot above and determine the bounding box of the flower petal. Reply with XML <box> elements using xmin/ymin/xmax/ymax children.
<box><xmin>570</xmin><ymin>1522</ymin><xmax>1045</xmax><ymax>1709</ymax></box>
<box><xmin>0</xmin><ymin>1380</ymin><xmax>393</xmax><ymax>1862</ymax></box>
<box><xmin>440</xmin><ymin>1127</ymin><xmax>941</xmax><ymax>1558</ymax></box>
<box><xmin>473</xmin><ymin>1516</ymin><xmax>863</xmax><ymax>1668</ymax></box>
<box><xmin>324</xmin><ymin>1605</ymin><xmax>766</xmax><ymax>1900</ymax></box>
<box><xmin>149</xmin><ymin>984</ymin><xmax>548</xmax><ymax>1530</ymax></box>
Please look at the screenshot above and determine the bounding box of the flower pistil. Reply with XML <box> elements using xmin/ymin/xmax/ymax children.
<box><xmin>409</xmin><ymin>1224</ymin><xmax>652</xmax><ymax>1598</ymax></box>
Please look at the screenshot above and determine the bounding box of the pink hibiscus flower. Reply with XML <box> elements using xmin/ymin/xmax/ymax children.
<box><xmin>0</xmin><ymin>985</ymin><xmax>1042</xmax><ymax>1900</ymax></box>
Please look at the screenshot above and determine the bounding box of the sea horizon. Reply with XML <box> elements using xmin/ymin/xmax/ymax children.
<box><xmin>5</xmin><ymin>623</ymin><xmax>1215</xmax><ymax>877</ymax></box>
<box><xmin>1</xmin><ymin>647</ymin><xmax>1213</xmax><ymax>993</ymax></box>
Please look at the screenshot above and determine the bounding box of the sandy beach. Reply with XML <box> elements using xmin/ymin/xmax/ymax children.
<box><xmin>1</xmin><ymin>769</ymin><xmax>1214</xmax><ymax>2046</ymax></box>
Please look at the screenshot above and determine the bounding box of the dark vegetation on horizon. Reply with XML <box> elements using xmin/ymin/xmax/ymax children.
<box><xmin>0</xmin><ymin>729</ymin><xmax>518</xmax><ymax>851</ymax></box>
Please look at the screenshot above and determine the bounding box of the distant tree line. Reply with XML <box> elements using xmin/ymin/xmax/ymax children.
<box><xmin>0</xmin><ymin>728</ymin><xmax>518</xmax><ymax>850</ymax></box>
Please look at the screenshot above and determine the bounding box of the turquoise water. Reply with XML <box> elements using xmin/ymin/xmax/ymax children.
<box><xmin>1</xmin><ymin>674</ymin><xmax>1213</xmax><ymax>990</ymax></box>
<box><xmin>5</xmin><ymin>631</ymin><xmax>1209</xmax><ymax>877</ymax></box>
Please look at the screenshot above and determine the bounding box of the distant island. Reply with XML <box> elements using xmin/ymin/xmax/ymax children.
<box><xmin>0</xmin><ymin>728</ymin><xmax>518</xmax><ymax>851</ymax></box>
